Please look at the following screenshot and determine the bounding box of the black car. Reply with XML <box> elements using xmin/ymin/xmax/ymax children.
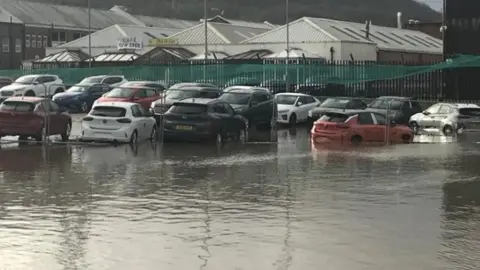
<box><xmin>366</xmin><ymin>96</ymin><xmax>423</xmax><ymax>125</ymax></box>
<box><xmin>219</xmin><ymin>86</ymin><xmax>276</xmax><ymax>129</ymax></box>
<box><xmin>308</xmin><ymin>97</ymin><xmax>367</xmax><ymax>122</ymax></box>
<box><xmin>162</xmin><ymin>98</ymin><xmax>248</xmax><ymax>143</ymax></box>
<box><xmin>151</xmin><ymin>86</ymin><xmax>223</xmax><ymax>124</ymax></box>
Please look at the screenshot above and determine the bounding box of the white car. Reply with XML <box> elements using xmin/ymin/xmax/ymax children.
<box><xmin>0</xmin><ymin>74</ymin><xmax>65</xmax><ymax>100</ymax></box>
<box><xmin>79</xmin><ymin>75</ymin><xmax>127</xmax><ymax>87</ymax></box>
<box><xmin>275</xmin><ymin>93</ymin><xmax>321</xmax><ymax>125</ymax></box>
<box><xmin>80</xmin><ymin>102</ymin><xmax>157</xmax><ymax>144</ymax></box>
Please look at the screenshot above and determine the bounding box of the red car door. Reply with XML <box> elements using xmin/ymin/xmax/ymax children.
<box><xmin>45</xmin><ymin>100</ymin><xmax>63</xmax><ymax>134</ymax></box>
<box><xmin>134</xmin><ymin>89</ymin><xmax>160</xmax><ymax>109</ymax></box>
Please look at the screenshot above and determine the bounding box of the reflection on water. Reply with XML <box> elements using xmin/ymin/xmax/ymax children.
<box><xmin>0</xmin><ymin>128</ymin><xmax>480</xmax><ymax>269</ymax></box>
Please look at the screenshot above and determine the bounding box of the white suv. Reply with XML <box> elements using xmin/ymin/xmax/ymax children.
<box><xmin>79</xmin><ymin>75</ymin><xmax>127</xmax><ymax>87</ymax></box>
<box><xmin>0</xmin><ymin>74</ymin><xmax>65</xmax><ymax>99</ymax></box>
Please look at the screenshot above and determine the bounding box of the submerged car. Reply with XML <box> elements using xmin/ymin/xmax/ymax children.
<box><xmin>151</xmin><ymin>86</ymin><xmax>223</xmax><ymax>118</ymax></box>
<box><xmin>308</xmin><ymin>97</ymin><xmax>367</xmax><ymax>122</ymax></box>
<box><xmin>0</xmin><ymin>97</ymin><xmax>71</xmax><ymax>142</ymax></box>
<box><xmin>52</xmin><ymin>83</ymin><xmax>111</xmax><ymax>112</ymax></box>
<box><xmin>409</xmin><ymin>103</ymin><xmax>480</xmax><ymax>136</ymax></box>
<box><xmin>311</xmin><ymin>111</ymin><xmax>413</xmax><ymax>145</ymax></box>
<box><xmin>80</xmin><ymin>102</ymin><xmax>157</xmax><ymax>144</ymax></box>
<box><xmin>275</xmin><ymin>93</ymin><xmax>321</xmax><ymax>126</ymax></box>
<box><xmin>219</xmin><ymin>86</ymin><xmax>276</xmax><ymax>129</ymax></box>
<box><xmin>163</xmin><ymin>98</ymin><xmax>248</xmax><ymax>143</ymax></box>
<box><xmin>94</xmin><ymin>85</ymin><xmax>162</xmax><ymax>109</ymax></box>
<box><xmin>366</xmin><ymin>96</ymin><xmax>422</xmax><ymax>125</ymax></box>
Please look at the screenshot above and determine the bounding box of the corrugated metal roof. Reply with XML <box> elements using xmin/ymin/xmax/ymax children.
<box><xmin>60</xmin><ymin>24</ymin><xmax>179</xmax><ymax>48</ymax></box>
<box><xmin>224</xmin><ymin>49</ymin><xmax>273</xmax><ymax>59</ymax></box>
<box><xmin>242</xmin><ymin>19</ymin><xmax>339</xmax><ymax>44</ymax></box>
<box><xmin>86</xmin><ymin>52</ymin><xmax>139</xmax><ymax>62</ymax></box>
<box><xmin>0</xmin><ymin>0</ymin><xmax>134</xmax><ymax>29</ymax></box>
<box><xmin>190</xmin><ymin>51</ymin><xmax>229</xmax><ymax>60</ymax></box>
<box><xmin>134</xmin><ymin>15</ymin><xmax>198</xmax><ymax>29</ymax></box>
<box><xmin>305</xmin><ymin>17</ymin><xmax>443</xmax><ymax>54</ymax></box>
<box><xmin>36</xmin><ymin>50</ymin><xmax>87</xmax><ymax>62</ymax></box>
<box><xmin>211</xmin><ymin>23</ymin><xmax>270</xmax><ymax>43</ymax></box>
<box><xmin>208</xmin><ymin>15</ymin><xmax>275</xmax><ymax>29</ymax></box>
<box><xmin>167</xmin><ymin>23</ymin><xmax>226</xmax><ymax>44</ymax></box>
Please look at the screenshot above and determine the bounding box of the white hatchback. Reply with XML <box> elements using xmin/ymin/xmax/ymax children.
<box><xmin>81</xmin><ymin>102</ymin><xmax>157</xmax><ymax>144</ymax></box>
<box><xmin>275</xmin><ymin>93</ymin><xmax>321</xmax><ymax>125</ymax></box>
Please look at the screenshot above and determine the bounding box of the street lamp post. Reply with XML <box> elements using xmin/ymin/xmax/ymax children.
<box><xmin>285</xmin><ymin>0</ymin><xmax>290</xmax><ymax>92</ymax></box>
<box><xmin>203</xmin><ymin>0</ymin><xmax>208</xmax><ymax>80</ymax></box>
<box><xmin>88</xmin><ymin>0</ymin><xmax>92</xmax><ymax>68</ymax></box>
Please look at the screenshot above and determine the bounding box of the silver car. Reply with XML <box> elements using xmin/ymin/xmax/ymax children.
<box><xmin>409</xmin><ymin>103</ymin><xmax>480</xmax><ymax>135</ymax></box>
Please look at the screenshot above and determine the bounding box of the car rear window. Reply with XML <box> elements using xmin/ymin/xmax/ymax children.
<box><xmin>169</xmin><ymin>104</ymin><xmax>207</xmax><ymax>114</ymax></box>
<box><xmin>318</xmin><ymin>113</ymin><xmax>350</xmax><ymax>123</ymax></box>
<box><xmin>0</xmin><ymin>101</ymin><xmax>35</xmax><ymax>112</ymax></box>
<box><xmin>90</xmin><ymin>106</ymin><xmax>126</xmax><ymax>117</ymax></box>
<box><xmin>459</xmin><ymin>108</ymin><xmax>480</xmax><ymax>116</ymax></box>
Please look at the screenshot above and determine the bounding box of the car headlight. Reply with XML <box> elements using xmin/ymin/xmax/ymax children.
<box><xmin>308</xmin><ymin>110</ymin><xmax>312</xmax><ymax>117</ymax></box>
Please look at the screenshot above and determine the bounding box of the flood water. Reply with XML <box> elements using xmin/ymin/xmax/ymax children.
<box><xmin>1</xmin><ymin>128</ymin><xmax>480</xmax><ymax>270</ymax></box>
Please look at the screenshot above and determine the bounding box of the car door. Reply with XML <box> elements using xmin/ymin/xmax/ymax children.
<box><xmin>132</xmin><ymin>89</ymin><xmax>149</xmax><ymax>108</ymax></box>
<box><xmin>419</xmin><ymin>104</ymin><xmax>441</xmax><ymax>127</ymax></box>
<box><xmin>433</xmin><ymin>105</ymin><xmax>452</xmax><ymax>128</ymax></box>
<box><xmin>41</xmin><ymin>76</ymin><xmax>57</xmax><ymax>97</ymax></box>
<box><xmin>295</xmin><ymin>96</ymin><xmax>312</xmax><ymax>121</ymax></box>
<box><xmin>302</xmin><ymin>96</ymin><xmax>318</xmax><ymax>120</ymax></box>
<box><xmin>356</xmin><ymin>112</ymin><xmax>376</xmax><ymax>142</ymax></box>
<box><xmin>371</xmin><ymin>112</ymin><xmax>389</xmax><ymax>142</ymax></box>
<box><xmin>210</xmin><ymin>103</ymin><xmax>231</xmax><ymax>134</ymax></box>
<box><xmin>44</xmin><ymin>100</ymin><xmax>62</xmax><ymax>134</ymax></box>
<box><xmin>138</xmin><ymin>105</ymin><xmax>154</xmax><ymax>137</ymax></box>
<box><xmin>131</xmin><ymin>104</ymin><xmax>147</xmax><ymax>139</ymax></box>
<box><xmin>89</xmin><ymin>84</ymin><xmax>107</xmax><ymax>106</ymax></box>
<box><xmin>142</xmin><ymin>89</ymin><xmax>161</xmax><ymax>109</ymax></box>
<box><xmin>249</xmin><ymin>93</ymin><xmax>271</xmax><ymax>125</ymax></box>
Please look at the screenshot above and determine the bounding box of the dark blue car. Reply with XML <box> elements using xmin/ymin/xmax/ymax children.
<box><xmin>52</xmin><ymin>83</ymin><xmax>110</xmax><ymax>112</ymax></box>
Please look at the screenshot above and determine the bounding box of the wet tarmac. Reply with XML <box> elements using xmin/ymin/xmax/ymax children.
<box><xmin>1</xmin><ymin>125</ymin><xmax>480</xmax><ymax>270</ymax></box>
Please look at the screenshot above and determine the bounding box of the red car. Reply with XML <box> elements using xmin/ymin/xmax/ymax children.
<box><xmin>0</xmin><ymin>97</ymin><xmax>71</xmax><ymax>141</ymax></box>
<box><xmin>311</xmin><ymin>111</ymin><xmax>413</xmax><ymax>145</ymax></box>
<box><xmin>94</xmin><ymin>82</ymin><xmax>164</xmax><ymax>109</ymax></box>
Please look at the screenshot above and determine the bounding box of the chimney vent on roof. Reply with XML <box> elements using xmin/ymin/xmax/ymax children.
<box><xmin>397</xmin><ymin>12</ymin><xmax>402</xmax><ymax>29</ymax></box>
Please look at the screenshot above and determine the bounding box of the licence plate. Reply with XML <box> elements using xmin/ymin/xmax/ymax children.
<box><xmin>175</xmin><ymin>125</ymin><xmax>193</xmax><ymax>131</ymax></box>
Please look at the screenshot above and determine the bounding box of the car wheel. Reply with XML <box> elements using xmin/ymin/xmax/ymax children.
<box><xmin>150</xmin><ymin>126</ymin><xmax>157</xmax><ymax>141</ymax></box>
<box><xmin>351</xmin><ymin>135</ymin><xmax>362</xmax><ymax>145</ymax></box>
<box><xmin>79</xmin><ymin>101</ymin><xmax>89</xmax><ymax>113</ymax></box>
<box><xmin>401</xmin><ymin>134</ymin><xmax>411</xmax><ymax>143</ymax></box>
<box><xmin>129</xmin><ymin>130</ymin><xmax>138</xmax><ymax>145</ymax></box>
<box><xmin>35</xmin><ymin>127</ymin><xmax>45</xmax><ymax>142</ymax></box>
<box><xmin>409</xmin><ymin>121</ymin><xmax>419</xmax><ymax>134</ymax></box>
<box><xmin>24</xmin><ymin>90</ymin><xmax>35</xmax><ymax>97</ymax></box>
<box><xmin>288</xmin><ymin>113</ymin><xmax>297</xmax><ymax>127</ymax></box>
<box><xmin>443</xmin><ymin>125</ymin><xmax>454</xmax><ymax>136</ymax></box>
<box><xmin>61</xmin><ymin>121</ymin><xmax>71</xmax><ymax>142</ymax></box>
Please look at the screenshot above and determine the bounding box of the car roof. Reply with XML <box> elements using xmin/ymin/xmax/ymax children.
<box><xmin>322</xmin><ymin>109</ymin><xmax>365</xmax><ymax>116</ymax></box>
<box><xmin>377</xmin><ymin>96</ymin><xmax>412</xmax><ymax>100</ymax></box>
<box><xmin>92</xmin><ymin>101</ymin><xmax>136</xmax><ymax>108</ymax></box>
<box><xmin>224</xmin><ymin>86</ymin><xmax>270</xmax><ymax>93</ymax></box>
<box><xmin>172</xmin><ymin>86</ymin><xmax>222</xmax><ymax>91</ymax></box>
<box><xmin>20</xmin><ymin>74</ymin><xmax>57</xmax><ymax>78</ymax></box>
<box><xmin>5</xmin><ymin>96</ymin><xmax>44</xmax><ymax>103</ymax></box>
<box><xmin>171</xmin><ymin>82</ymin><xmax>217</xmax><ymax>88</ymax></box>
<box><xmin>173</xmin><ymin>98</ymin><xmax>216</xmax><ymax>105</ymax></box>
<box><xmin>275</xmin><ymin>92</ymin><xmax>312</xmax><ymax>97</ymax></box>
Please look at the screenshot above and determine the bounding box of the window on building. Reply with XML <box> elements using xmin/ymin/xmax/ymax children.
<box><xmin>2</xmin><ymin>37</ymin><xmax>9</xmax><ymax>52</ymax></box>
<box><xmin>43</xmin><ymin>36</ymin><xmax>48</xmax><ymax>47</ymax></box>
<box><xmin>51</xmin><ymin>31</ymin><xmax>66</xmax><ymax>47</ymax></box>
<box><xmin>73</xmin><ymin>32</ymin><xmax>82</xmax><ymax>40</ymax></box>
<box><xmin>31</xmin><ymin>35</ymin><xmax>36</xmax><ymax>48</ymax></box>
<box><xmin>15</xmin><ymin>39</ymin><xmax>21</xmax><ymax>53</ymax></box>
<box><xmin>25</xmin><ymin>34</ymin><xmax>30</xmax><ymax>48</ymax></box>
<box><xmin>37</xmin><ymin>35</ymin><xmax>42</xmax><ymax>48</ymax></box>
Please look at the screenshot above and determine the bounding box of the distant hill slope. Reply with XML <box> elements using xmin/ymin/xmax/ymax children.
<box><xmin>32</xmin><ymin>0</ymin><xmax>441</xmax><ymax>26</ymax></box>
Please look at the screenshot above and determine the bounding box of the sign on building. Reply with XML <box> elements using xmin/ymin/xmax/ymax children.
<box><xmin>117</xmin><ymin>36</ymin><xmax>143</xmax><ymax>50</ymax></box>
<box><xmin>148</xmin><ymin>38</ymin><xmax>179</xmax><ymax>46</ymax></box>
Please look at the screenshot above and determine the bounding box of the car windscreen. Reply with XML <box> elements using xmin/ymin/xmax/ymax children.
<box><xmin>80</xmin><ymin>77</ymin><xmax>103</xmax><ymax>84</ymax></box>
<box><xmin>67</xmin><ymin>85</ymin><xmax>88</xmax><ymax>92</ymax></box>
<box><xmin>320</xmin><ymin>99</ymin><xmax>349</xmax><ymax>109</ymax></box>
<box><xmin>0</xmin><ymin>101</ymin><xmax>35</xmax><ymax>112</ymax></box>
<box><xmin>169</xmin><ymin>104</ymin><xmax>207</xmax><ymax>114</ymax></box>
<box><xmin>459</xmin><ymin>108</ymin><xmax>480</xmax><ymax>116</ymax></box>
<box><xmin>369</xmin><ymin>99</ymin><xmax>403</xmax><ymax>110</ymax></box>
<box><xmin>275</xmin><ymin>95</ymin><xmax>298</xmax><ymax>105</ymax></box>
<box><xmin>318</xmin><ymin>113</ymin><xmax>350</xmax><ymax>123</ymax></box>
<box><xmin>104</xmin><ymin>88</ymin><xmax>134</xmax><ymax>98</ymax></box>
<box><xmin>218</xmin><ymin>92</ymin><xmax>251</xmax><ymax>105</ymax></box>
<box><xmin>90</xmin><ymin>106</ymin><xmax>126</xmax><ymax>117</ymax></box>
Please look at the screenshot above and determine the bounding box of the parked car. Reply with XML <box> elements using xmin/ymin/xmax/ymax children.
<box><xmin>120</xmin><ymin>81</ymin><xmax>168</xmax><ymax>92</ymax></box>
<box><xmin>409</xmin><ymin>103</ymin><xmax>480</xmax><ymax>136</ymax></box>
<box><xmin>94</xmin><ymin>85</ymin><xmax>162</xmax><ymax>109</ymax></box>
<box><xmin>311</xmin><ymin>111</ymin><xmax>413</xmax><ymax>145</ymax></box>
<box><xmin>79</xmin><ymin>75</ymin><xmax>127</xmax><ymax>87</ymax></box>
<box><xmin>151</xmin><ymin>86</ymin><xmax>223</xmax><ymax>121</ymax></box>
<box><xmin>163</xmin><ymin>98</ymin><xmax>248</xmax><ymax>143</ymax></box>
<box><xmin>308</xmin><ymin>97</ymin><xmax>367</xmax><ymax>122</ymax></box>
<box><xmin>295</xmin><ymin>76</ymin><xmax>346</xmax><ymax>96</ymax></box>
<box><xmin>260</xmin><ymin>79</ymin><xmax>296</xmax><ymax>94</ymax></box>
<box><xmin>0</xmin><ymin>74</ymin><xmax>65</xmax><ymax>101</ymax></box>
<box><xmin>0</xmin><ymin>77</ymin><xmax>13</xmax><ymax>88</ymax></box>
<box><xmin>0</xmin><ymin>97</ymin><xmax>71</xmax><ymax>142</ymax></box>
<box><xmin>366</xmin><ymin>96</ymin><xmax>422</xmax><ymax>125</ymax></box>
<box><xmin>275</xmin><ymin>93</ymin><xmax>321</xmax><ymax>126</ymax></box>
<box><xmin>52</xmin><ymin>83</ymin><xmax>111</xmax><ymax>112</ymax></box>
<box><xmin>219</xmin><ymin>86</ymin><xmax>276</xmax><ymax>129</ymax></box>
<box><xmin>167</xmin><ymin>82</ymin><xmax>219</xmax><ymax>92</ymax></box>
<box><xmin>80</xmin><ymin>102</ymin><xmax>157</xmax><ymax>144</ymax></box>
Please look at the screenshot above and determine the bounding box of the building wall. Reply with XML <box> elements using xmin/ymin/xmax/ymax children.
<box><xmin>339</xmin><ymin>42</ymin><xmax>377</xmax><ymax>61</ymax></box>
<box><xmin>0</xmin><ymin>22</ymin><xmax>24</xmax><ymax>69</ymax></box>
<box><xmin>377</xmin><ymin>50</ymin><xmax>443</xmax><ymax>63</ymax></box>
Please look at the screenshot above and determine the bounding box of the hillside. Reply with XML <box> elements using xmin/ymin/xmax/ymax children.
<box><xmin>35</xmin><ymin>0</ymin><xmax>440</xmax><ymax>26</ymax></box>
